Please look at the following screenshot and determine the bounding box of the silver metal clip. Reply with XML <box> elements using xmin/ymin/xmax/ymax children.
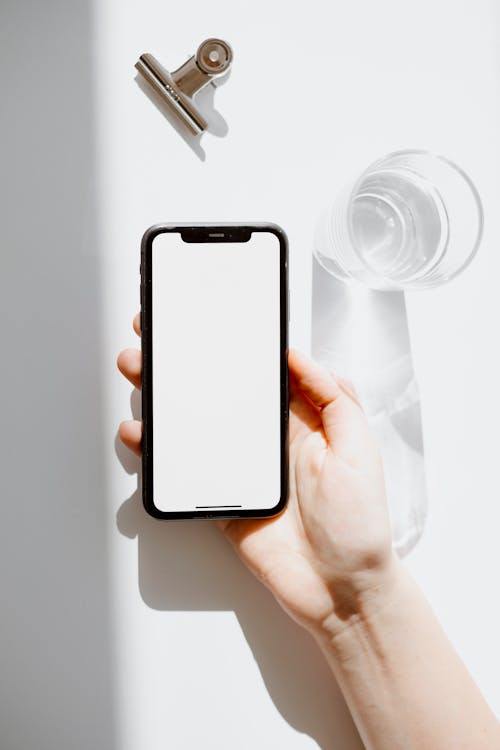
<box><xmin>135</xmin><ymin>38</ymin><xmax>233</xmax><ymax>135</ymax></box>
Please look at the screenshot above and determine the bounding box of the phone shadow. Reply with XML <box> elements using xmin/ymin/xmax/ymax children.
<box><xmin>115</xmin><ymin>423</ymin><xmax>363</xmax><ymax>750</ymax></box>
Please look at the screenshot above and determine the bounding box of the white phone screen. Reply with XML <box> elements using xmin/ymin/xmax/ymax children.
<box><xmin>151</xmin><ymin>230</ymin><xmax>283</xmax><ymax>514</ymax></box>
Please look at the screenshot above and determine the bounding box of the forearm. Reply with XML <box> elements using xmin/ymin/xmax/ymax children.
<box><xmin>313</xmin><ymin>558</ymin><xmax>499</xmax><ymax>750</ymax></box>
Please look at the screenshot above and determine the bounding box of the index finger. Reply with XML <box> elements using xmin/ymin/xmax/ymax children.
<box><xmin>133</xmin><ymin>313</ymin><xmax>140</xmax><ymax>336</ymax></box>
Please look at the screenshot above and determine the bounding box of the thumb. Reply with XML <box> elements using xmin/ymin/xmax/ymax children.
<box><xmin>288</xmin><ymin>349</ymin><xmax>362</xmax><ymax>443</ymax></box>
<box><xmin>288</xmin><ymin>348</ymin><xmax>342</xmax><ymax>411</ymax></box>
<box><xmin>288</xmin><ymin>348</ymin><xmax>366</xmax><ymax>452</ymax></box>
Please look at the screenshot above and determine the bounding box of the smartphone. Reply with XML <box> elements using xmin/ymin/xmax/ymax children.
<box><xmin>140</xmin><ymin>223</ymin><xmax>289</xmax><ymax>520</ymax></box>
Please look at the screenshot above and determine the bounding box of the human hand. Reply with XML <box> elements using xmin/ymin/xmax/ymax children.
<box><xmin>118</xmin><ymin>315</ymin><xmax>400</xmax><ymax>641</ymax></box>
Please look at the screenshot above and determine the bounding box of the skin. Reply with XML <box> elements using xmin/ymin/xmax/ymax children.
<box><xmin>117</xmin><ymin>314</ymin><xmax>500</xmax><ymax>749</ymax></box>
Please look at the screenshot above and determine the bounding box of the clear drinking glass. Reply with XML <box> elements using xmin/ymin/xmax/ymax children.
<box><xmin>314</xmin><ymin>149</ymin><xmax>483</xmax><ymax>290</ymax></box>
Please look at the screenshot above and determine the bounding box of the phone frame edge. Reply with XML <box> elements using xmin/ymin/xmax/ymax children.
<box><xmin>140</xmin><ymin>222</ymin><xmax>289</xmax><ymax>521</ymax></box>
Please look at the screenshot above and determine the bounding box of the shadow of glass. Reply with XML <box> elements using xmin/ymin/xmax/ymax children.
<box><xmin>0</xmin><ymin>2</ymin><xmax>115</xmax><ymax>748</ymax></box>
<box><xmin>311</xmin><ymin>256</ymin><xmax>427</xmax><ymax>556</ymax></box>
<box><xmin>115</xmin><ymin>438</ymin><xmax>363</xmax><ymax>750</ymax></box>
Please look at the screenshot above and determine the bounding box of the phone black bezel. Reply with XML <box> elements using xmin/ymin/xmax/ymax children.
<box><xmin>140</xmin><ymin>222</ymin><xmax>289</xmax><ymax>520</ymax></box>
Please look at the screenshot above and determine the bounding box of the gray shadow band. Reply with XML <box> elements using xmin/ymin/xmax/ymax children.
<box><xmin>0</xmin><ymin>2</ymin><xmax>115</xmax><ymax>748</ymax></box>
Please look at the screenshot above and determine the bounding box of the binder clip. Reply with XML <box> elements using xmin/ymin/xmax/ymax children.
<box><xmin>135</xmin><ymin>38</ymin><xmax>233</xmax><ymax>135</ymax></box>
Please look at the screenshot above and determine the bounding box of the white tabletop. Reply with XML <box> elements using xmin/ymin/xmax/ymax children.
<box><xmin>2</xmin><ymin>1</ymin><xmax>498</xmax><ymax>748</ymax></box>
<box><xmin>100</xmin><ymin>2</ymin><xmax>500</xmax><ymax>748</ymax></box>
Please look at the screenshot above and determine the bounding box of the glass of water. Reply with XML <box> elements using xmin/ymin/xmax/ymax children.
<box><xmin>314</xmin><ymin>150</ymin><xmax>483</xmax><ymax>290</ymax></box>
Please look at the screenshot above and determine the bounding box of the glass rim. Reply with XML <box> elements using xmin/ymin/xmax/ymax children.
<box><xmin>344</xmin><ymin>148</ymin><xmax>484</xmax><ymax>289</ymax></box>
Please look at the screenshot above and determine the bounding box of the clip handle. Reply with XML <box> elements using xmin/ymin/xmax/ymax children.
<box><xmin>171</xmin><ymin>56</ymin><xmax>211</xmax><ymax>98</ymax></box>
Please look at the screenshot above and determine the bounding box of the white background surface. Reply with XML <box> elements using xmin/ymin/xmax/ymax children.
<box><xmin>1</xmin><ymin>1</ymin><xmax>499</xmax><ymax>748</ymax></box>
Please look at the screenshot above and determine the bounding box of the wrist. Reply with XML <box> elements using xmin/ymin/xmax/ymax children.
<box><xmin>308</xmin><ymin>552</ymin><xmax>407</xmax><ymax>646</ymax></box>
